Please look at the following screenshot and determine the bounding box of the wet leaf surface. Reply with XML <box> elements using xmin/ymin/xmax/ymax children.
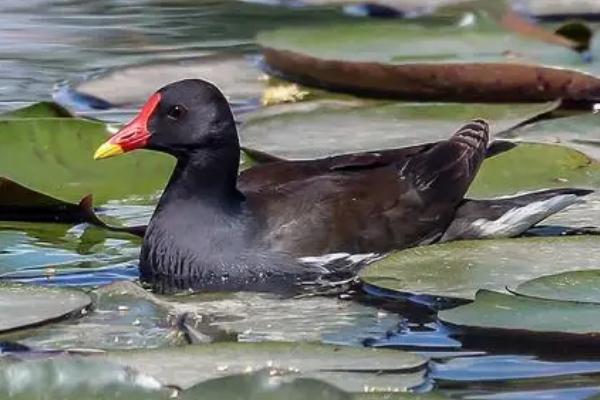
<box><xmin>1</xmin><ymin>282</ymin><xmax>177</xmax><ymax>351</ymax></box>
<box><xmin>512</xmin><ymin>270</ymin><xmax>600</xmax><ymax>304</ymax></box>
<box><xmin>2</xmin><ymin>101</ymin><xmax>74</xmax><ymax>119</ymax></box>
<box><xmin>241</xmin><ymin>100</ymin><xmax>558</xmax><ymax>158</ymax></box>
<box><xmin>162</xmin><ymin>290</ymin><xmax>403</xmax><ymax>344</ymax></box>
<box><xmin>0</xmin><ymin>116</ymin><xmax>173</xmax><ymax>205</ymax></box>
<box><xmin>182</xmin><ymin>370</ymin><xmax>447</xmax><ymax>399</ymax></box>
<box><xmin>468</xmin><ymin>142</ymin><xmax>600</xmax><ymax>198</ymax></box>
<box><xmin>0</xmin><ymin>357</ymin><xmax>171</xmax><ymax>400</ymax></box>
<box><xmin>438</xmin><ymin>290</ymin><xmax>600</xmax><ymax>341</ymax></box>
<box><xmin>0</xmin><ymin>283</ymin><xmax>91</xmax><ymax>334</ymax></box>
<box><xmin>73</xmin><ymin>53</ymin><xmax>266</xmax><ymax>109</ymax></box>
<box><xmin>102</xmin><ymin>341</ymin><xmax>427</xmax><ymax>390</ymax></box>
<box><xmin>359</xmin><ymin>236</ymin><xmax>600</xmax><ymax>301</ymax></box>
<box><xmin>501</xmin><ymin>111</ymin><xmax>600</xmax><ymax>160</ymax></box>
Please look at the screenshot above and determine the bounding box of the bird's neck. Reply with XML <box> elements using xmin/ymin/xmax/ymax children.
<box><xmin>157</xmin><ymin>145</ymin><xmax>244</xmax><ymax>216</ymax></box>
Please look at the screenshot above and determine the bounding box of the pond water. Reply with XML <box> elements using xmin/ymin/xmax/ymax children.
<box><xmin>2</xmin><ymin>1</ymin><xmax>600</xmax><ymax>399</ymax></box>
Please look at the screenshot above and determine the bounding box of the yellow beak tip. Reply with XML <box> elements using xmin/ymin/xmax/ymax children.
<box><xmin>94</xmin><ymin>143</ymin><xmax>124</xmax><ymax>160</ymax></box>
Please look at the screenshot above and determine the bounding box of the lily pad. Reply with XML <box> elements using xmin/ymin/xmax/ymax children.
<box><xmin>359</xmin><ymin>236</ymin><xmax>600</xmax><ymax>301</ymax></box>
<box><xmin>162</xmin><ymin>290</ymin><xmax>403</xmax><ymax>344</ymax></box>
<box><xmin>2</xmin><ymin>101</ymin><xmax>74</xmax><ymax>119</ymax></box>
<box><xmin>182</xmin><ymin>370</ymin><xmax>446</xmax><ymax>400</ymax></box>
<box><xmin>241</xmin><ymin>100</ymin><xmax>558</xmax><ymax>158</ymax></box>
<box><xmin>0</xmin><ymin>283</ymin><xmax>91</xmax><ymax>334</ymax></box>
<box><xmin>73</xmin><ymin>53</ymin><xmax>266</xmax><ymax>109</ymax></box>
<box><xmin>4</xmin><ymin>281</ymin><xmax>179</xmax><ymax>351</ymax></box>
<box><xmin>0</xmin><ymin>116</ymin><xmax>173</xmax><ymax>205</ymax></box>
<box><xmin>512</xmin><ymin>270</ymin><xmax>600</xmax><ymax>304</ymax></box>
<box><xmin>501</xmin><ymin>112</ymin><xmax>600</xmax><ymax>160</ymax></box>
<box><xmin>0</xmin><ymin>358</ymin><xmax>171</xmax><ymax>400</ymax></box>
<box><xmin>103</xmin><ymin>342</ymin><xmax>427</xmax><ymax>390</ymax></box>
<box><xmin>431</xmin><ymin>354</ymin><xmax>600</xmax><ymax>381</ymax></box>
<box><xmin>438</xmin><ymin>290</ymin><xmax>600</xmax><ymax>341</ymax></box>
<box><xmin>257</xmin><ymin>21</ymin><xmax>600</xmax><ymax>102</ymax></box>
<box><xmin>468</xmin><ymin>142</ymin><xmax>600</xmax><ymax>198</ymax></box>
<box><xmin>520</xmin><ymin>0</ymin><xmax>600</xmax><ymax>19</ymax></box>
<box><xmin>182</xmin><ymin>370</ymin><xmax>351</xmax><ymax>400</ymax></box>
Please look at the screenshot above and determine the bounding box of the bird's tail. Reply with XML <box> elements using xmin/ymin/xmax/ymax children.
<box><xmin>442</xmin><ymin>188</ymin><xmax>594</xmax><ymax>241</ymax></box>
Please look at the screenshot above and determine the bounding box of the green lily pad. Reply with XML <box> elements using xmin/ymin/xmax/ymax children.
<box><xmin>182</xmin><ymin>370</ymin><xmax>351</xmax><ymax>400</ymax></box>
<box><xmin>0</xmin><ymin>358</ymin><xmax>171</xmax><ymax>400</ymax></box>
<box><xmin>438</xmin><ymin>289</ymin><xmax>600</xmax><ymax>340</ymax></box>
<box><xmin>74</xmin><ymin>53</ymin><xmax>266</xmax><ymax>107</ymax></box>
<box><xmin>468</xmin><ymin>142</ymin><xmax>600</xmax><ymax>198</ymax></box>
<box><xmin>0</xmin><ymin>283</ymin><xmax>91</xmax><ymax>333</ymax></box>
<box><xmin>257</xmin><ymin>20</ymin><xmax>600</xmax><ymax>102</ymax></box>
<box><xmin>500</xmin><ymin>112</ymin><xmax>600</xmax><ymax>160</ymax></box>
<box><xmin>512</xmin><ymin>270</ymin><xmax>600</xmax><ymax>304</ymax></box>
<box><xmin>182</xmin><ymin>370</ymin><xmax>446</xmax><ymax>400</ymax></box>
<box><xmin>359</xmin><ymin>236</ymin><xmax>600</xmax><ymax>301</ymax></box>
<box><xmin>241</xmin><ymin>100</ymin><xmax>557</xmax><ymax>158</ymax></box>
<box><xmin>0</xmin><ymin>117</ymin><xmax>174</xmax><ymax>205</ymax></box>
<box><xmin>258</xmin><ymin>21</ymin><xmax>576</xmax><ymax>64</ymax></box>
<box><xmin>5</xmin><ymin>282</ymin><xmax>179</xmax><ymax>351</ymax></box>
<box><xmin>103</xmin><ymin>342</ymin><xmax>427</xmax><ymax>390</ymax></box>
<box><xmin>161</xmin><ymin>289</ymin><xmax>403</xmax><ymax>344</ymax></box>
<box><xmin>2</xmin><ymin>101</ymin><xmax>74</xmax><ymax>119</ymax></box>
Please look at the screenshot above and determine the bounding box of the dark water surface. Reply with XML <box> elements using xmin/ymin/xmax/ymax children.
<box><xmin>1</xmin><ymin>1</ymin><xmax>600</xmax><ymax>399</ymax></box>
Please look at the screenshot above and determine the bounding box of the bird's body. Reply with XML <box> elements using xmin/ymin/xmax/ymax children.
<box><xmin>94</xmin><ymin>79</ymin><xmax>591</xmax><ymax>294</ymax></box>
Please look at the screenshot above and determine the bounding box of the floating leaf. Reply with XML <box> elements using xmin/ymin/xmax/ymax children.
<box><xmin>257</xmin><ymin>21</ymin><xmax>600</xmax><ymax>102</ymax></box>
<box><xmin>162</xmin><ymin>289</ymin><xmax>403</xmax><ymax>344</ymax></box>
<box><xmin>72</xmin><ymin>54</ymin><xmax>266</xmax><ymax>109</ymax></box>
<box><xmin>500</xmin><ymin>112</ymin><xmax>600</xmax><ymax>160</ymax></box>
<box><xmin>181</xmin><ymin>370</ymin><xmax>446</xmax><ymax>400</ymax></box>
<box><xmin>359</xmin><ymin>236</ymin><xmax>600</xmax><ymax>301</ymax></box>
<box><xmin>103</xmin><ymin>342</ymin><xmax>427</xmax><ymax>390</ymax></box>
<box><xmin>0</xmin><ymin>358</ymin><xmax>171</xmax><ymax>400</ymax></box>
<box><xmin>4</xmin><ymin>281</ymin><xmax>178</xmax><ymax>351</ymax></box>
<box><xmin>0</xmin><ymin>283</ymin><xmax>91</xmax><ymax>334</ymax></box>
<box><xmin>438</xmin><ymin>290</ymin><xmax>600</xmax><ymax>341</ymax></box>
<box><xmin>468</xmin><ymin>142</ymin><xmax>600</xmax><ymax>198</ymax></box>
<box><xmin>0</xmin><ymin>116</ymin><xmax>173</xmax><ymax>205</ymax></box>
<box><xmin>241</xmin><ymin>100</ymin><xmax>558</xmax><ymax>158</ymax></box>
<box><xmin>182</xmin><ymin>370</ymin><xmax>351</xmax><ymax>400</ymax></box>
<box><xmin>2</xmin><ymin>101</ymin><xmax>74</xmax><ymax>119</ymax></box>
<box><xmin>520</xmin><ymin>0</ymin><xmax>600</xmax><ymax>20</ymax></box>
<box><xmin>512</xmin><ymin>270</ymin><xmax>600</xmax><ymax>304</ymax></box>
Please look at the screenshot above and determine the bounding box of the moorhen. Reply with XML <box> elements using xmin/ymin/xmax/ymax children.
<box><xmin>94</xmin><ymin>79</ymin><xmax>591</xmax><ymax>293</ymax></box>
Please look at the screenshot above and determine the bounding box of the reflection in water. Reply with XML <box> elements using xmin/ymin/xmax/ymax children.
<box><xmin>0</xmin><ymin>221</ymin><xmax>140</xmax><ymax>276</ymax></box>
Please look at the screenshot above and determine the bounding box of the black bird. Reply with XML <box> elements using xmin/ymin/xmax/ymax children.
<box><xmin>94</xmin><ymin>79</ymin><xmax>591</xmax><ymax>293</ymax></box>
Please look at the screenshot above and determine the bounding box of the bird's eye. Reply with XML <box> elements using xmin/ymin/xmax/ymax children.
<box><xmin>167</xmin><ymin>105</ymin><xmax>187</xmax><ymax>120</ymax></box>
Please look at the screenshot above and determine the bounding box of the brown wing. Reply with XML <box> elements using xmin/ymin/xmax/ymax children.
<box><xmin>240</xmin><ymin>120</ymin><xmax>489</xmax><ymax>257</ymax></box>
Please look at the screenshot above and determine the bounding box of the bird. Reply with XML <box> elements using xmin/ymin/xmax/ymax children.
<box><xmin>93</xmin><ymin>79</ymin><xmax>591</xmax><ymax>294</ymax></box>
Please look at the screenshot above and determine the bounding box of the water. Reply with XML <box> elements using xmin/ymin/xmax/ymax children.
<box><xmin>2</xmin><ymin>1</ymin><xmax>600</xmax><ymax>399</ymax></box>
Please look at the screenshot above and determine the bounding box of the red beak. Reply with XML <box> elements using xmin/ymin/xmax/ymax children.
<box><xmin>94</xmin><ymin>93</ymin><xmax>161</xmax><ymax>160</ymax></box>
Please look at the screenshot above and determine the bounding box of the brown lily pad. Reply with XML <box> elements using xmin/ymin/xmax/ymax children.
<box><xmin>0</xmin><ymin>283</ymin><xmax>91</xmax><ymax>334</ymax></box>
<box><xmin>258</xmin><ymin>21</ymin><xmax>600</xmax><ymax>102</ymax></box>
